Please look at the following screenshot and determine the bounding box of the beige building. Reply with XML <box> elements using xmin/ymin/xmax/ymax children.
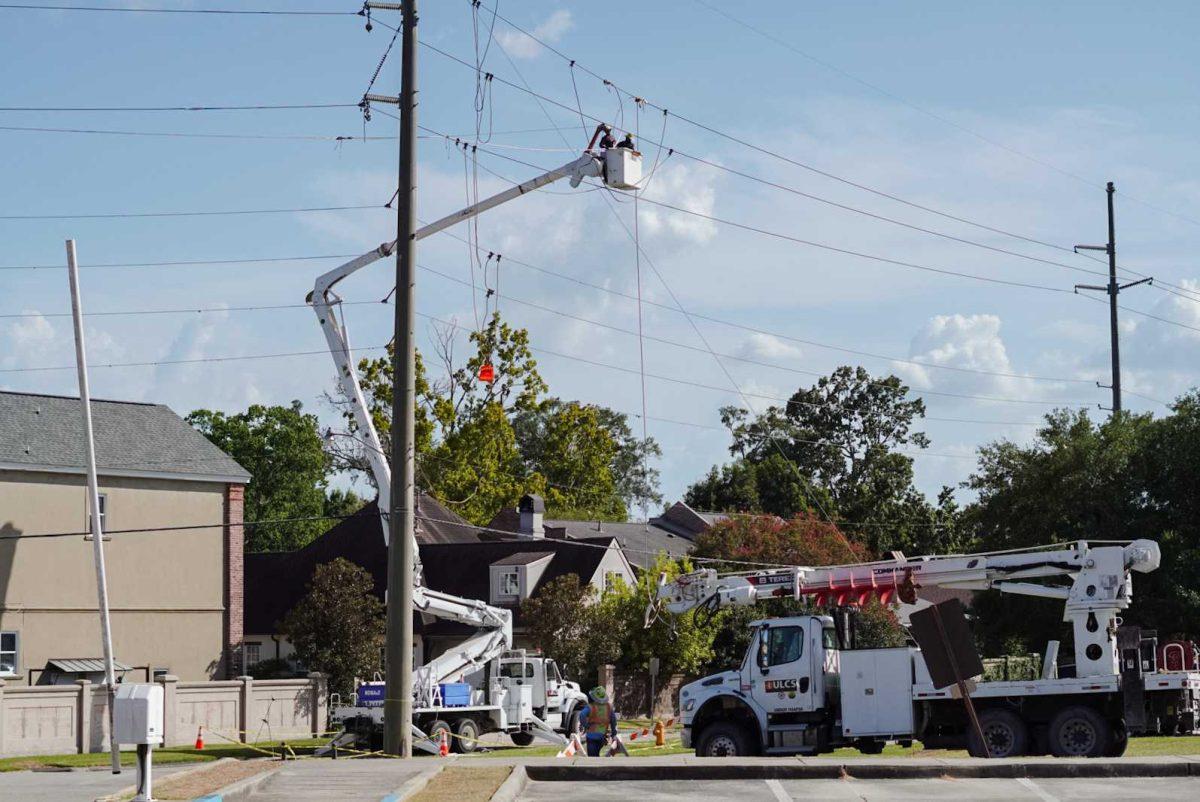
<box><xmin>0</xmin><ymin>391</ymin><xmax>249</xmax><ymax>686</ymax></box>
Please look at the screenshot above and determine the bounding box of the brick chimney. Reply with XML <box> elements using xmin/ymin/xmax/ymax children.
<box><xmin>519</xmin><ymin>494</ymin><xmax>545</xmax><ymax>538</ymax></box>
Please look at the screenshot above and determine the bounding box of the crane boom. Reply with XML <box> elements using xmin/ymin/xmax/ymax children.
<box><xmin>307</xmin><ymin>127</ymin><xmax>635</xmax><ymax>703</ymax></box>
<box><xmin>656</xmin><ymin>539</ymin><xmax>1161</xmax><ymax>679</ymax></box>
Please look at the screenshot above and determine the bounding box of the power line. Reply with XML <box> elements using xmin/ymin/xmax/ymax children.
<box><xmin>0</xmin><ymin>253</ymin><xmax>360</xmax><ymax>271</ymax></box>
<box><xmin>0</xmin><ymin>124</ymin><xmax>390</xmax><ymax>141</ymax></box>
<box><xmin>0</xmin><ymin>204</ymin><xmax>382</xmax><ymax>220</ymax></box>
<box><xmin>0</xmin><ymin>103</ymin><xmax>356</xmax><ymax>112</ymax></box>
<box><xmin>418</xmin><ymin>263</ymin><xmax>1095</xmax><ymax>409</ymax></box>
<box><xmin>0</xmin><ymin>3</ymin><xmax>352</xmax><ymax>15</ymax></box>
<box><xmin>443</xmin><ymin>8</ymin><xmax>1111</xmax><ymax>270</ymax></box>
<box><xmin>459</xmin><ymin>140</ymin><xmax>1075</xmax><ymax>295</ymax></box>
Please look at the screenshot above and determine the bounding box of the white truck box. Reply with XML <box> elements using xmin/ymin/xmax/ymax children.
<box><xmin>840</xmin><ymin>648</ymin><xmax>915</xmax><ymax>738</ymax></box>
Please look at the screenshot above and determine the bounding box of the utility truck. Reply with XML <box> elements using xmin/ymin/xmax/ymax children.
<box><xmin>651</xmin><ymin>539</ymin><xmax>1200</xmax><ymax>758</ymax></box>
<box><xmin>310</xmin><ymin>123</ymin><xmax>639</xmax><ymax>753</ymax></box>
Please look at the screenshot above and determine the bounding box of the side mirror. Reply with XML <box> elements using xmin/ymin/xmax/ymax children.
<box><xmin>757</xmin><ymin>626</ymin><xmax>770</xmax><ymax>673</ymax></box>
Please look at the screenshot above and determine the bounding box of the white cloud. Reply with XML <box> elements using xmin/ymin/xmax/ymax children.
<box><xmin>637</xmin><ymin>162</ymin><xmax>719</xmax><ymax>244</ymax></box>
<box><xmin>735</xmin><ymin>332</ymin><xmax>802</xmax><ymax>362</ymax></box>
<box><xmin>496</xmin><ymin>10</ymin><xmax>573</xmax><ymax>60</ymax></box>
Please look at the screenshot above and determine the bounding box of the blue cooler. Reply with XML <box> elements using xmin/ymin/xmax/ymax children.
<box><xmin>438</xmin><ymin>682</ymin><xmax>471</xmax><ymax>707</ymax></box>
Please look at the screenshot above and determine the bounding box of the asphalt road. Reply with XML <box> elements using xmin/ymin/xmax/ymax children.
<box><xmin>0</xmin><ymin>763</ymin><xmax>192</xmax><ymax>802</ymax></box>
<box><xmin>517</xmin><ymin>776</ymin><xmax>1200</xmax><ymax>801</ymax></box>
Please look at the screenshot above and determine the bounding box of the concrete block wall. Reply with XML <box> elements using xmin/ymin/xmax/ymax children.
<box><xmin>0</xmin><ymin>672</ymin><xmax>326</xmax><ymax>757</ymax></box>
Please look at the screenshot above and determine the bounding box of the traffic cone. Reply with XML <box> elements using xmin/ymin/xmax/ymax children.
<box><xmin>194</xmin><ymin>726</ymin><xmax>204</xmax><ymax>750</ymax></box>
<box><xmin>438</xmin><ymin>729</ymin><xmax>449</xmax><ymax>757</ymax></box>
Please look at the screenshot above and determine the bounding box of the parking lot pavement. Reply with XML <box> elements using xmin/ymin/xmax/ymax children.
<box><xmin>516</xmin><ymin>776</ymin><xmax>1200</xmax><ymax>801</ymax></box>
<box><xmin>0</xmin><ymin>764</ymin><xmax>192</xmax><ymax>802</ymax></box>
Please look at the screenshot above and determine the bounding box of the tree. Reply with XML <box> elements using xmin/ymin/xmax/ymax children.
<box><xmin>686</xmin><ymin>366</ymin><xmax>963</xmax><ymax>556</ymax></box>
<box><xmin>323</xmin><ymin>488</ymin><xmax>366</xmax><ymax>521</ymax></box>
<box><xmin>964</xmin><ymin>399</ymin><xmax>1200</xmax><ymax>655</ymax></box>
<box><xmin>188</xmin><ymin>402</ymin><xmax>332</xmax><ymax>552</ymax></box>
<box><xmin>521</xmin><ymin>574</ymin><xmax>623</xmax><ymax>681</ymax></box>
<box><xmin>332</xmin><ymin>314</ymin><xmax>661</xmax><ymax>524</ymax></box>
<box><xmin>280</xmin><ymin>558</ymin><xmax>384</xmax><ymax>696</ymax></box>
<box><xmin>691</xmin><ymin>513</ymin><xmax>905</xmax><ymax>667</ymax></box>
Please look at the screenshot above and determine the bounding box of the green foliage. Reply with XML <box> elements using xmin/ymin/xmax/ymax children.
<box><xmin>246</xmin><ymin>657</ymin><xmax>295</xmax><ymax>679</ymax></box>
<box><xmin>520</xmin><ymin>574</ymin><xmax>623</xmax><ymax>681</ymax></box>
<box><xmin>340</xmin><ymin>314</ymin><xmax>661</xmax><ymax>524</ymax></box>
<box><xmin>964</xmin><ymin>396</ymin><xmax>1200</xmax><ymax>654</ymax></box>
<box><xmin>280</xmin><ymin>558</ymin><xmax>384</xmax><ymax>697</ymax></box>
<box><xmin>323</xmin><ymin>488</ymin><xmax>366</xmax><ymax>521</ymax></box>
<box><xmin>522</xmin><ymin>555</ymin><xmax>719</xmax><ymax>680</ymax></box>
<box><xmin>686</xmin><ymin>366</ymin><xmax>965</xmax><ymax>558</ymax></box>
<box><xmin>187</xmin><ymin>401</ymin><xmax>330</xmax><ymax>552</ymax></box>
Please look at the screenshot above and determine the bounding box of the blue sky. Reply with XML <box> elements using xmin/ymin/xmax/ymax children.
<box><xmin>3</xmin><ymin>1</ymin><xmax>1199</xmax><ymax>513</ymax></box>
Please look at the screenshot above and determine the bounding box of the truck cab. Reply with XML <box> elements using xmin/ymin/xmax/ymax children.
<box><xmin>496</xmin><ymin>652</ymin><xmax>586</xmax><ymax>731</ymax></box>
<box><xmin>681</xmin><ymin>616</ymin><xmax>844</xmax><ymax>756</ymax></box>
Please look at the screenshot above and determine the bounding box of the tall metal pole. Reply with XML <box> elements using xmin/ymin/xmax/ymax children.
<box><xmin>383</xmin><ymin>0</ymin><xmax>417</xmax><ymax>758</ymax></box>
<box><xmin>66</xmin><ymin>240</ymin><xmax>122</xmax><ymax>774</ymax></box>
<box><xmin>1074</xmin><ymin>182</ymin><xmax>1151</xmax><ymax>417</ymax></box>
<box><xmin>1105</xmin><ymin>182</ymin><xmax>1121</xmax><ymax>413</ymax></box>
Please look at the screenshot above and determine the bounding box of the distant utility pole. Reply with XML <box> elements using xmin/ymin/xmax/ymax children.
<box><xmin>1074</xmin><ymin>181</ymin><xmax>1152</xmax><ymax>415</ymax></box>
<box><xmin>383</xmin><ymin>0</ymin><xmax>417</xmax><ymax>759</ymax></box>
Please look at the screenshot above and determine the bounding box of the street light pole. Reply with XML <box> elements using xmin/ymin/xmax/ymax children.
<box><xmin>383</xmin><ymin>0</ymin><xmax>417</xmax><ymax>758</ymax></box>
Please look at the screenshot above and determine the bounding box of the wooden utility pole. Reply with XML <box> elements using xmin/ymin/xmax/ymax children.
<box><xmin>1075</xmin><ymin>181</ymin><xmax>1151</xmax><ymax>415</ymax></box>
<box><xmin>383</xmin><ymin>0</ymin><xmax>417</xmax><ymax>758</ymax></box>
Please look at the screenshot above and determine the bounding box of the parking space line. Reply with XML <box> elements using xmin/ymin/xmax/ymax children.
<box><xmin>765</xmin><ymin>778</ymin><xmax>791</xmax><ymax>802</ymax></box>
<box><xmin>1016</xmin><ymin>777</ymin><xmax>1060</xmax><ymax>802</ymax></box>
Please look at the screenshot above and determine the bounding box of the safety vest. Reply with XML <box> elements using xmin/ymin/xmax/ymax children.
<box><xmin>586</xmin><ymin>701</ymin><xmax>611</xmax><ymax>736</ymax></box>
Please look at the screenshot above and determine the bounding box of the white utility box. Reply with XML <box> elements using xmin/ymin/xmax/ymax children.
<box><xmin>840</xmin><ymin>648</ymin><xmax>915</xmax><ymax>738</ymax></box>
<box><xmin>604</xmin><ymin>147</ymin><xmax>642</xmax><ymax>189</ymax></box>
<box><xmin>114</xmin><ymin>684</ymin><xmax>164</xmax><ymax>745</ymax></box>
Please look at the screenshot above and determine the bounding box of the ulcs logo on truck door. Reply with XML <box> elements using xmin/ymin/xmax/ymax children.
<box><xmin>764</xmin><ymin>678</ymin><xmax>800</xmax><ymax>694</ymax></box>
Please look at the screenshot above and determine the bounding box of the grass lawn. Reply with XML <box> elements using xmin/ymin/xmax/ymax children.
<box><xmin>409</xmin><ymin>766</ymin><xmax>512</xmax><ymax>802</ymax></box>
<box><xmin>0</xmin><ymin>737</ymin><xmax>328</xmax><ymax>773</ymax></box>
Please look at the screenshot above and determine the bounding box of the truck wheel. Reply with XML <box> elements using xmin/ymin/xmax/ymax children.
<box><xmin>855</xmin><ymin>738</ymin><xmax>886</xmax><ymax>755</ymax></box>
<box><xmin>453</xmin><ymin>718</ymin><xmax>480</xmax><ymax>754</ymax></box>
<box><xmin>510</xmin><ymin>731</ymin><xmax>536</xmax><ymax>747</ymax></box>
<box><xmin>1105</xmin><ymin>723</ymin><xmax>1128</xmax><ymax>757</ymax></box>
<box><xmin>696</xmin><ymin>722</ymin><xmax>751</xmax><ymax>757</ymax></box>
<box><xmin>565</xmin><ymin>707</ymin><xmax>583</xmax><ymax>736</ymax></box>
<box><xmin>968</xmin><ymin>709</ymin><xmax>1029</xmax><ymax>758</ymax></box>
<box><xmin>427</xmin><ymin>719</ymin><xmax>452</xmax><ymax>752</ymax></box>
<box><xmin>1048</xmin><ymin>706</ymin><xmax>1112</xmax><ymax>758</ymax></box>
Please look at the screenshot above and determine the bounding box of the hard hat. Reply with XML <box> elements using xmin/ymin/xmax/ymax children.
<box><xmin>590</xmin><ymin>686</ymin><xmax>609</xmax><ymax>702</ymax></box>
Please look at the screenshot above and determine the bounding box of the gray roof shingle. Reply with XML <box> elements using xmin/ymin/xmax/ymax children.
<box><xmin>0</xmin><ymin>390</ymin><xmax>249</xmax><ymax>482</ymax></box>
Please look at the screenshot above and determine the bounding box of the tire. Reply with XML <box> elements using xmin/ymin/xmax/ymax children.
<box><xmin>968</xmin><ymin>708</ymin><xmax>1029</xmax><ymax>758</ymax></box>
<box><xmin>856</xmin><ymin>738</ymin><xmax>886</xmax><ymax>755</ymax></box>
<box><xmin>427</xmin><ymin>719</ymin><xmax>452</xmax><ymax>752</ymax></box>
<box><xmin>510</xmin><ymin>731</ymin><xmax>536</xmax><ymax>747</ymax></box>
<box><xmin>564</xmin><ymin>707</ymin><xmax>583</xmax><ymax>736</ymax></box>
<box><xmin>453</xmin><ymin>718</ymin><xmax>480</xmax><ymax>754</ymax></box>
<box><xmin>696</xmin><ymin>722</ymin><xmax>752</xmax><ymax>757</ymax></box>
<box><xmin>1105</xmin><ymin>723</ymin><xmax>1129</xmax><ymax>757</ymax></box>
<box><xmin>1048</xmin><ymin>706</ymin><xmax>1112</xmax><ymax>758</ymax></box>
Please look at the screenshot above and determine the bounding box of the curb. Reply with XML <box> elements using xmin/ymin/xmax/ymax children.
<box><xmin>383</xmin><ymin>765</ymin><xmax>444</xmax><ymax>801</ymax></box>
<box><xmin>489</xmin><ymin>766</ymin><xmax>528</xmax><ymax>802</ymax></box>
<box><xmin>523</xmin><ymin>760</ymin><xmax>1200</xmax><ymax>783</ymax></box>
<box><xmin>190</xmin><ymin>762</ymin><xmax>282</xmax><ymax>802</ymax></box>
<box><xmin>93</xmin><ymin>757</ymin><xmax>238</xmax><ymax>802</ymax></box>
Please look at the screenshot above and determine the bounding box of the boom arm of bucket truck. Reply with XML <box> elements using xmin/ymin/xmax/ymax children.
<box><xmin>653</xmin><ymin>539</ymin><xmax>1161</xmax><ymax>679</ymax></box>
<box><xmin>307</xmin><ymin>126</ymin><xmax>637</xmax><ymax>706</ymax></box>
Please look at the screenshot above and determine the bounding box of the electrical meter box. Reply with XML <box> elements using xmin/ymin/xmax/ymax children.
<box><xmin>604</xmin><ymin>147</ymin><xmax>642</xmax><ymax>189</ymax></box>
<box><xmin>114</xmin><ymin>684</ymin><xmax>164</xmax><ymax>745</ymax></box>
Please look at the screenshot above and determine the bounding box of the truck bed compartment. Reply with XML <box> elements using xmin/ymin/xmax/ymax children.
<box><xmin>840</xmin><ymin>648</ymin><xmax>916</xmax><ymax>738</ymax></box>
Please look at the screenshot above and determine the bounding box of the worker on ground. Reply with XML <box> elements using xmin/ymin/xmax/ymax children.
<box><xmin>578</xmin><ymin>686</ymin><xmax>618</xmax><ymax>757</ymax></box>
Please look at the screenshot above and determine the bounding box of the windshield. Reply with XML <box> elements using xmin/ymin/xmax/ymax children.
<box><xmin>499</xmin><ymin>662</ymin><xmax>535</xmax><ymax>678</ymax></box>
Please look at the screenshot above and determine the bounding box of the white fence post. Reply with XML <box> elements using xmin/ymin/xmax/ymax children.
<box><xmin>238</xmin><ymin>676</ymin><xmax>253</xmax><ymax>744</ymax></box>
<box><xmin>76</xmin><ymin>680</ymin><xmax>92</xmax><ymax>754</ymax></box>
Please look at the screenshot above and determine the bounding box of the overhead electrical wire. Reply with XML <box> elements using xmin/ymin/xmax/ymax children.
<box><xmin>0</xmin><ymin>103</ymin><xmax>356</xmax><ymax>112</ymax></box>
<box><xmin>0</xmin><ymin>124</ymin><xmax>390</xmax><ymax>142</ymax></box>
<box><xmin>453</xmin><ymin>6</ymin><xmax>1200</xmax><ymax>297</ymax></box>
<box><xmin>0</xmin><ymin>3</ymin><xmax>352</xmax><ymax>15</ymax></box>
<box><xmin>0</xmin><ymin>204</ymin><xmax>383</xmax><ymax>220</ymax></box>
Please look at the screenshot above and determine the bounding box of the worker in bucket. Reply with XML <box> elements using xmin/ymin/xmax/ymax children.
<box><xmin>578</xmin><ymin>686</ymin><xmax>618</xmax><ymax>757</ymax></box>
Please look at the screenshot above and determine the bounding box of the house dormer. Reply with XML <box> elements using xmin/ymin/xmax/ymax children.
<box><xmin>488</xmin><ymin>551</ymin><xmax>555</xmax><ymax>605</ymax></box>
